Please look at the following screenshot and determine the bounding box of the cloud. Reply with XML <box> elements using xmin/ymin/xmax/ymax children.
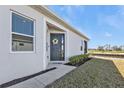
<box><xmin>105</xmin><ymin>32</ymin><xmax>112</xmax><ymax>37</ymax></box>
<box><xmin>60</xmin><ymin>6</ymin><xmax>85</xmax><ymax>15</ymax></box>
<box><xmin>97</xmin><ymin>6</ymin><xmax>124</xmax><ymax>30</ymax></box>
<box><xmin>58</xmin><ymin>6</ymin><xmax>72</xmax><ymax>17</ymax></box>
<box><xmin>98</xmin><ymin>14</ymin><xmax>120</xmax><ymax>29</ymax></box>
<box><xmin>59</xmin><ymin>6</ymin><xmax>85</xmax><ymax>22</ymax></box>
<box><xmin>104</xmin><ymin>15</ymin><xmax>121</xmax><ymax>29</ymax></box>
<box><xmin>117</xmin><ymin>6</ymin><xmax>124</xmax><ymax>15</ymax></box>
<box><xmin>75</xmin><ymin>26</ymin><xmax>92</xmax><ymax>39</ymax></box>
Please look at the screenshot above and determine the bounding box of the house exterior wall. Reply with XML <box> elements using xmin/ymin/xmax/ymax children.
<box><xmin>0</xmin><ymin>5</ymin><xmax>47</xmax><ymax>84</ymax></box>
<box><xmin>67</xmin><ymin>31</ymin><xmax>85</xmax><ymax>58</ymax></box>
<box><xmin>0</xmin><ymin>5</ymin><xmax>89</xmax><ymax>85</ymax></box>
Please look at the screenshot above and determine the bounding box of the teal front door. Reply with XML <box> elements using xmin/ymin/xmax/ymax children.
<box><xmin>50</xmin><ymin>33</ymin><xmax>65</xmax><ymax>61</ymax></box>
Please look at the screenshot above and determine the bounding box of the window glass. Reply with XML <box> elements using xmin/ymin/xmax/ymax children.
<box><xmin>12</xmin><ymin>34</ymin><xmax>33</xmax><ymax>51</ymax></box>
<box><xmin>12</xmin><ymin>12</ymin><xmax>34</xmax><ymax>52</ymax></box>
<box><xmin>12</xmin><ymin>13</ymin><xmax>34</xmax><ymax>36</ymax></box>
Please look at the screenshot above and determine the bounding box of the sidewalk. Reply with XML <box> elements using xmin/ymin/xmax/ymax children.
<box><xmin>92</xmin><ymin>56</ymin><xmax>124</xmax><ymax>60</ymax></box>
<box><xmin>9</xmin><ymin>64</ymin><xmax>76</xmax><ymax>88</ymax></box>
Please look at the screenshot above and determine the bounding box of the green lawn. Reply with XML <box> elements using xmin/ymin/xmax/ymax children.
<box><xmin>46</xmin><ymin>58</ymin><xmax>124</xmax><ymax>88</ymax></box>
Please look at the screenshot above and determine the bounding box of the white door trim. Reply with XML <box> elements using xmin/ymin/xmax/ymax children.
<box><xmin>48</xmin><ymin>31</ymin><xmax>67</xmax><ymax>64</ymax></box>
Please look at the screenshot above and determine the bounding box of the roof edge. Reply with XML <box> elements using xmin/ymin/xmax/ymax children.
<box><xmin>29</xmin><ymin>5</ymin><xmax>90</xmax><ymax>41</ymax></box>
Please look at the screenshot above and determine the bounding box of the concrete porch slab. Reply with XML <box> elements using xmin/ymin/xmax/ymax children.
<box><xmin>9</xmin><ymin>64</ymin><xmax>76</xmax><ymax>88</ymax></box>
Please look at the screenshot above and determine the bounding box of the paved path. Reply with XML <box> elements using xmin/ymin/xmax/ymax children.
<box><xmin>92</xmin><ymin>56</ymin><xmax>124</xmax><ymax>60</ymax></box>
<box><xmin>9</xmin><ymin>64</ymin><xmax>76</xmax><ymax>88</ymax></box>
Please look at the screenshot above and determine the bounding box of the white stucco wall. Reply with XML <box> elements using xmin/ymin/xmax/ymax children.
<box><xmin>67</xmin><ymin>31</ymin><xmax>85</xmax><ymax>58</ymax></box>
<box><xmin>0</xmin><ymin>6</ymin><xmax>46</xmax><ymax>84</ymax></box>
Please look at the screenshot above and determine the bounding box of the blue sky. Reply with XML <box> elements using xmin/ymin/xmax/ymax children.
<box><xmin>48</xmin><ymin>5</ymin><xmax>124</xmax><ymax>48</ymax></box>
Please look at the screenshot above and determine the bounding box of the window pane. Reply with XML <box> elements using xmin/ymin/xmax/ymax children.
<box><xmin>12</xmin><ymin>34</ymin><xmax>33</xmax><ymax>51</ymax></box>
<box><xmin>12</xmin><ymin>13</ymin><xmax>34</xmax><ymax>36</ymax></box>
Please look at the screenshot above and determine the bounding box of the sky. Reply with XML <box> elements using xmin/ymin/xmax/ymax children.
<box><xmin>48</xmin><ymin>5</ymin><xmax>124</xmax><ymax>49</ymax></box>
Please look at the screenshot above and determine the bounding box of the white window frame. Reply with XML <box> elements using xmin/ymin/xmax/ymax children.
<box><xmin>10</xmin><ymin>10</ymin><xmax>36</xmax><ymax>53</ymax></box>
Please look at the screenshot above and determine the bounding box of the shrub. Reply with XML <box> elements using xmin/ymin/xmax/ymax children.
<box><xmin>68</xmin><ymin>54</ymin><xmax>89</xmax><ymax>66</ymax></box>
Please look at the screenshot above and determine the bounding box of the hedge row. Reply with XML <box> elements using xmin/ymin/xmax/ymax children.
<box><xmin>68</xmin><ymin>54</ymin><xmax>89</xmax><ymax>66</ymax></box>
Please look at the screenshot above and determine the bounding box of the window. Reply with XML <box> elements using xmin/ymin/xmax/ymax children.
<box><xmin>12</xmin><ymin>12</ymin><xmax>35</xmax><ymax>52</ymax></box>
<box><xmin>80</xmin><ymin>40</ymin><xmax>83</xmax><ymax>51</ymax></box>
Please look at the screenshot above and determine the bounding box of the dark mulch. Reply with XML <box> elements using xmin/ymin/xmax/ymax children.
<box><xmin>0</xmin><ymin>67</ymin><xmax>56</xmax><ymax>88</ymax></box>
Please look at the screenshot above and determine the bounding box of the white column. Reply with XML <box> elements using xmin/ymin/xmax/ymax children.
<box><xmin>42</xmin><ymin>18</ymin><xmax>47</xmax><ymax>70</ymax></box>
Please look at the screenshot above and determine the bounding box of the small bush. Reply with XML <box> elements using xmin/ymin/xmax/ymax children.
<box><xmin>68</xmin><ymin>54</ymin><xmax>90</xmax><ymax>66</ymax></box>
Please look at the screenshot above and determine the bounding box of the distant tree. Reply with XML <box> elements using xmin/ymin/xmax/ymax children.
<box><xmin>120</xmin><ymin>45</ymin><xmax>124</xmax><ymax>51</ymax></box>
<box><xmin>112</xmin><ymin>46</ymin><xmax>118</xmax><ymax>51</ymax></box>
<box><xmin>112</xmin><ymin>46</ymin><xmax>122</xmax><ymax>51</ymax></box>
<box><xmin>97</xmin><ymin>46</ymin><xmax>104</xmax><ymax>51</ymax></box>
<box><xmin>118</xmin><ymin>46</ymin><xmax>122</xmax><ymax>51</ymax></box>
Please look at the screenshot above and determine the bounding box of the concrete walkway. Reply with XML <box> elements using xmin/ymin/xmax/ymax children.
<box><xmin>92</xmin><ymin>56</ymin><xmax>124</xmax><ymax>60</ymax></box>
<box><xmin>9</xmin><ymin>64</ymin><xmax>76</xmax><ymax>88</ymax></box>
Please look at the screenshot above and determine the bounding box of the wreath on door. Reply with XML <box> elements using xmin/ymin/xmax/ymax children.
<box><xmin>52</xmin><ymin>38</ymin><xmax>58</xmax><ymax>44</ymax></box>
